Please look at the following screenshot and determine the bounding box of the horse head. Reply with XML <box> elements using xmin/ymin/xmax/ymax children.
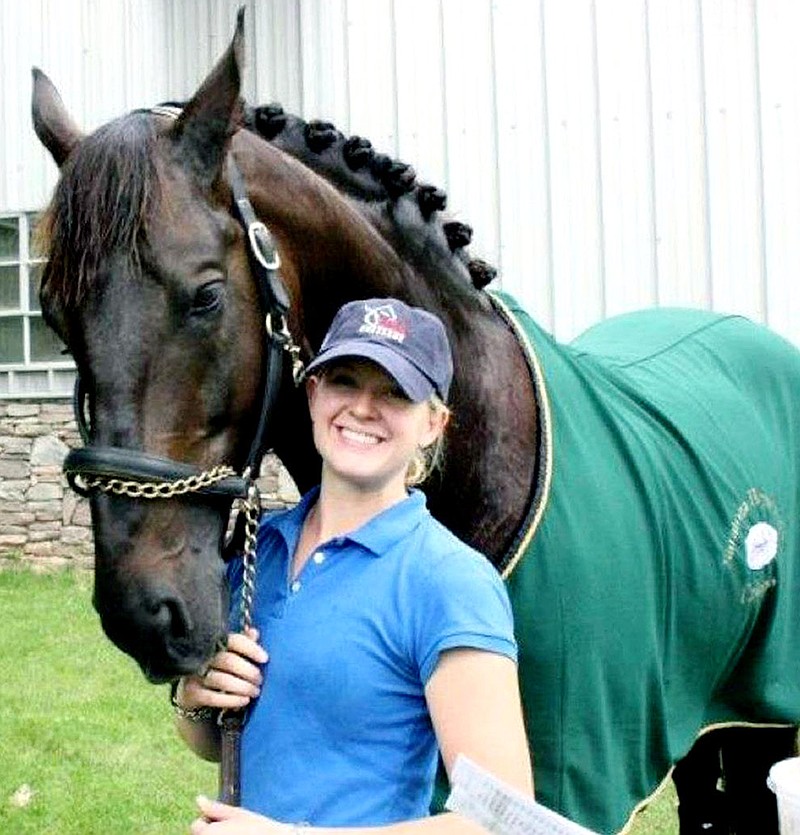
<box><xmin>30</xmin><ymin>15</ymin><xmax>273</xmax><ymax>681</ymax></box>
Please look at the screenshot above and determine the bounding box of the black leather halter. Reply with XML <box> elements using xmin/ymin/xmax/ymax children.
<box><xmin>63</xmin><ymin>156</ymin><xmax>302</xmax><ymax>502</ymax></box>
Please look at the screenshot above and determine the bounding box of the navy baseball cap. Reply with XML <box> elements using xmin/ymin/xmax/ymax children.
<box><xmin>304</xmin><ymin>298</ymin><xmax>454</xmax><ymax>402</ymax></box>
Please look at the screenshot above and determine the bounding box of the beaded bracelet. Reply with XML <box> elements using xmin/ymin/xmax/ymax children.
<box><xmin>169</xmin><ymin>680</ymin><xmax>216</xmax><ymax>722</ymax></box>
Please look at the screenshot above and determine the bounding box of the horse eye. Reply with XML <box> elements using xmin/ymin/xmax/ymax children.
<box><xmin>191</xmin><ymin>281</ymin><xmax>224</xmax><ymax>316</ymax></box>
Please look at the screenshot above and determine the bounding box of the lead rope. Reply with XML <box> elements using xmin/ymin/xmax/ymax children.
<box><xmin>238</xmin><ymin>481</ymin><xmax>260</xmax><ymax>633</ymax></box>
<box><xmin>219</xmin><ymin>480</ymin><xmax>261</xmax><ymax>806</ymax></box>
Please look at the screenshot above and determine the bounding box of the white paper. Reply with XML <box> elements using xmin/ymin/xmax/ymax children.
<box><xmin>445</xmin><ymin>756</ymin><xmax>600</xmax><ymax>835</ymax></box>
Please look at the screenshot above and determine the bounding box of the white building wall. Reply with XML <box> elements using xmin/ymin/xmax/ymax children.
<box><xmin>5</xmin><ymin>0</ymin><xmax>800</xmax><ymax>347</ymax></box>
<box><xmin>1</xmin><ymin>0</ymin><xmax>171</xmax><ymax>212</ymax></box>
<box><xmin>244</xmin><ymin>0</ymin><xmax>800</xmax><ymax>347</ymax></box>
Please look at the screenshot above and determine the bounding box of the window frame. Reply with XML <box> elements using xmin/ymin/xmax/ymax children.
<box><xmin>0</xmin><ymin>211</ymin><xmax>75</xmax><ymax>399</ymax></box>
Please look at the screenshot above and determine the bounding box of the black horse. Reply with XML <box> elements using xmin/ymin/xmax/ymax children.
<box><xmin>31</xmin><ymin>14</ymin><xmax>798</xmax><ymax>834</ymax></box>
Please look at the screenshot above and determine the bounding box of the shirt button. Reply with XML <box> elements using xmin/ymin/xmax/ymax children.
<box><xmin>290</xmin><ymin>580</ymin><xmax>301</xmax><ymax>593</ymax></box>
<box><xmin>312</xmin><ymin>551</ymin><xmax>326</xmax><ymax>564</ymax></box>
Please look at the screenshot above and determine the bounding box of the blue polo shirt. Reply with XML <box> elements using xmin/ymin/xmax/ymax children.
<box><xmin>226</xmin><ymin>488</ymin><xmax>517</xmax><ymax>826</ymax></box>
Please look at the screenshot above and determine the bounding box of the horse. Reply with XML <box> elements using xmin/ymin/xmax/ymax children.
<box><xmin>31</xmin><ymin>14</ymin><xmax>799</xmax><ymax>835</ymax></box>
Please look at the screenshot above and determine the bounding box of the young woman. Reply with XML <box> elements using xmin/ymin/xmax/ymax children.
<box><xmin>173</xmin><ymin>298</ymin><xmax>533</xmax><ymax>833</ymax></box>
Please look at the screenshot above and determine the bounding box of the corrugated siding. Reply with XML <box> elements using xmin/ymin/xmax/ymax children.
<box><xmin>5</xmin><ymin>0</ymin><xmax>800</xmax><ymax>346</ymax></box>
<box><xmin>1</xmin><ymin>0</ymin><xmax>171</xmax><ymax>211</ymax></box>
<box><xmin>246</xmin><ymin>0</ymin><xmax>800</xmax><ymax>347</ymax></box>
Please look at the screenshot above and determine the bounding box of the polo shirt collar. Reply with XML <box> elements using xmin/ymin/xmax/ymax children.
<box><xmin>262</xmin><ymin>487</ymin><xmax>428</xmax><ymax>559</ymax></box>
<box><xmin>265</xmin><ymin>487</ymin><xmax>319</xmax><ymax>555</ymax></box>
<box><xmin>345</xmin><ymin>489</ymin><xmax>427</xmax><ymax>557</ymax></box>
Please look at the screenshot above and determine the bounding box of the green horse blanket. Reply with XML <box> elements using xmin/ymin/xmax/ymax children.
<box><xmin>490</xmin><ymin>292</ymin><xmax>800</xmax><ymax>833</ymax></box>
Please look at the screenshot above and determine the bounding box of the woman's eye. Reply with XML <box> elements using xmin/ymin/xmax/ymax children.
<box><xmin>328</xmin><ymin>373</ymin><xmax>357</xmax><ymax>388</ymax></box>
<box><xmin>191</xmin><ymin>281</ymin><xmax>224</xmax><ymax>316</ymax></box>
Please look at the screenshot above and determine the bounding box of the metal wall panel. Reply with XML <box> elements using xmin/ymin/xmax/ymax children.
<box><xmin>648</xmin><ymin>0</ymin><xmax>711</xmax><ymax>310</ymax></box>
<box><xmin>244</xmin><ymin>0</ymin><xmax>800</xmax><ymax>347</ymax></box>
<box><xmin>5</xmin><ymin>0</ymin><xmax>800</xmax><ymax>348</ymax></box>
<box><xmin>1</xmin><ymin>0</ymin><xmax>171</xmax><ymax>211</ymax></box>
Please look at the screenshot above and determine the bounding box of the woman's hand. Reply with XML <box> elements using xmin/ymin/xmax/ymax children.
<box><xmin>190</xmin><ymin>796</ymin><xmax>287</xmax><ymax>834</ymax></box>
<box><xmin>177</xmin><ymin>627</ymin><xmax>268</xmax><ymax>713</ymax></box>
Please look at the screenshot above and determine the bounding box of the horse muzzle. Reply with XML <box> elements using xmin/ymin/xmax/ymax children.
<box><xmin>93</xmin><ymin>568</ymin><xmax>229</xmax><ymax>683</ymax></box>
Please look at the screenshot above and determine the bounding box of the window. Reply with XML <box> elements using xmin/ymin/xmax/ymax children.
<box><xmin>0</xmin><ymin>213</ymin><xmax>74</xmax><ymax>397</ymax></box>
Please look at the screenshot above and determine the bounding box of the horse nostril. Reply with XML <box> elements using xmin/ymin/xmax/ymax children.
<box><xmin>147</xmin><ymin>593</ymin><xmax>192</xmax><ymax>641</ymax></box>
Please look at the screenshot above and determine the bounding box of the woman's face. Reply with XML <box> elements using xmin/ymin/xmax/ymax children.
<box><xmin>306</xmin><ymin>359</ymin><xmax>447</xmax><ymax>495</ymax></box>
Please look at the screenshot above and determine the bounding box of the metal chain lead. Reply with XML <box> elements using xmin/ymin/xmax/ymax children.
<box><xmin>239</xmin><ymin>482</ymin><xmax>261</xmax><ymax>633</ymax></box>
<box><xmin>75</xmin><ymin>465</ymin><xmax>238</xmax><ymax>499</ymax></box>
<box><xmin>266</xmin><ymin>312</ymin><xmax>305</xmax><ymax>385</ymax></box>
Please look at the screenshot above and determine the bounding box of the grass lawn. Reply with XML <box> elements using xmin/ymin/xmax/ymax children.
<box><xmin>0</xmin><ymin>568</ymin><xmax>217</xmax><ymax>834</ymax></box>
<box><xmin>0</xmin><ymin>568</ymin><xmax>678</xmax><ymax>834</ymax></box>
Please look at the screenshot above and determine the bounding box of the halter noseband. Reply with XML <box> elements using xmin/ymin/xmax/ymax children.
<box><xmin>63</xmin><ymin>112</ymin><xmax>304</xmax><ymax>514</ymax></box>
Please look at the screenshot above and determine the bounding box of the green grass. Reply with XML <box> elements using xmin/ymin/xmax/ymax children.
<box><xmin>0</xmin><ymin>568</ymin><xmax>678</xmax><ymax>834</ymax></box>
<box><xmin>0</xmin><ymin>569</ymin><xmax>216</xmax><ymax>834</ymax></box>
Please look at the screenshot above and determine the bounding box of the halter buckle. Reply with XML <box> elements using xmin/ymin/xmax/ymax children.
<box><xmin>247</xmin><ymin>221</ymin><xmax>281</xmax><ymax>271</ymax></box>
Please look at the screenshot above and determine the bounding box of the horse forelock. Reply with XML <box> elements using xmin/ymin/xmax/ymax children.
<box><xmin>39</xmin><ymin>111</ymin><xmax>160</xmax><ymax>315</ymax></box>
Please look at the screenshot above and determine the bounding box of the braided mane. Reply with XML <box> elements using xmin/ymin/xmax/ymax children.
<box><xmin>242</xmin><ymin>103</ymin><xmax>498</xmax><ymax>296</ymax></box>
<box><xmin>38</xmin><ymin>99</ymin><xmax>498</xmax><ymax>322</ymax></box>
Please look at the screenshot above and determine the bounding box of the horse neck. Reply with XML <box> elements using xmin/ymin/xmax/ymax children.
<box><xmin>232</xmin><ymin>130</ymin><xmax>539</xmax><ymax>566</ymax></box>
<box><xmin>232</xmin><ymin>130</ymin><xmax>416</xmax><ymax>342</ymax></box>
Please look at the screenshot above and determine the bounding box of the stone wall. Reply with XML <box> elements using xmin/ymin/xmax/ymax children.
<box><xmin>0</xmin><ymin>399</ymin><xmax>299</xmax><ymax>570</ymax></box>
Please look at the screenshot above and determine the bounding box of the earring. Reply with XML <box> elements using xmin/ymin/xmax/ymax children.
<box><xmin>405</xmin><ymin>449</ymin><xmax>428</xmax><ymax>486</ymax></box>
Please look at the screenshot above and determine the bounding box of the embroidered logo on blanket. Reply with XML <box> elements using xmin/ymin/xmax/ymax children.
<box><xmin>745</xmin><ymin>522</ymin><xmax>779</xmax><ymax>570</ymax></box>
<box><xmin>724</xmin><ymin>488</ymin><xmax>782</xmax><ymax>602</ymax></box>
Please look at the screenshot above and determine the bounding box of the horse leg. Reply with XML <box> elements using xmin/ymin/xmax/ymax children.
<box><xmin>717</xmin><ymin>725</ymin><xmax>797</xmax><ymax>835</ymax></box>
<box><xmin>673</xmin><ymin>732</ymin><xmax>731</xmax><ymax>834</ymax></box>
<box><xmin>674</xmin><ymin>726</ymin><xmax>798</xmax><ymax>835</ymax></box>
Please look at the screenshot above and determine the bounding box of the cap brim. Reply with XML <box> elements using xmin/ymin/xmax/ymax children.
<box><xmin>304</xmin><ymin>340</ymin><xmax>436</xmax><ymax>402</ymax></box>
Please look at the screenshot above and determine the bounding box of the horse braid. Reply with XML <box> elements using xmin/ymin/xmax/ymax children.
<box><xmin>246</xmin><ymin>103</ymin><xmax>387</xmax><ymax>200</ymax></box>
<box><xmin>416</xmin><ymin>185</ymin><xmax>447</xmax><ymax>221</ymax></box>
<box><xmin>244</xmin><ymin>102</ymin><xmax>497</xmax><ymax>294</ymax></box>
<box><xmin>466</xmin><ymin>258</ymin><xmax>497</xmax><ymax>290</ymax></box>
<box><xmin>444</xmin><ymin>221</ymin><xmax>473</xmax><ymax>251</ymax></box>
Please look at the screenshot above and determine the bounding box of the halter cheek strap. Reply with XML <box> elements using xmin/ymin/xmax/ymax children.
<box><xmin>63</xmin><ymin>157</ymin><xmax>304</xmax><ymax>503</ymax></box>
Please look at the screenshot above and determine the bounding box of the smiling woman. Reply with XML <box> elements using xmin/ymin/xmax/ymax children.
<box><xmin>303</xmin><ymin>298</ymin><xmax>451</xmax><ymax>498</ymax></box>
<box><xmin>305</xmin><ymin>360</ymin><xmax>447</xmax><ymax>495</ymax></box>
<box><xmin>173</xmin><ymin>297</ymin><xmax>533</xmax><ymax>833</ymax></box>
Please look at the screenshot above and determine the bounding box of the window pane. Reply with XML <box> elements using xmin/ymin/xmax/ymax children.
<box><xmin>52</xmin><ymin>368</ymin><xmax>77</xmax><ymax>395</ymax></box>
<box><xmin>30</xmin><ymin>316</ymin><xmax>65</xmax><ymax>362</ymax></box>
<box><xmin>28</xmin><ymin>213</ymin><xmax>43</xmax><ymax>253</ymax></box>
<box><xmin>14</xmin><ymin>369</ymin><xmax>50</xmax><ymax>394</ymax></box>
<box><xmin>0</xmin><ymin>264</ymin><xmax>20</xmax><ymax>309</ymax></box>
<box><xmin>0</xmin><ymin>217</ymin><xmax>19</xmax><ymax>261</ymax></box>
<box><xmin>28</xmin><ymin>262</ymin><xmax>45</xmax><ymax>311</ymax></box>
<box><xmin>0</xmin><ymin>317</ymin><xmax>24</xmax><ymax>363</ymax></box>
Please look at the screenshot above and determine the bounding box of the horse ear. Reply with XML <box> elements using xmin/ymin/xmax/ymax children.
<box><xmin>171</xmin><ymin>7</ymin><xmax>246</xmax><ymax>190</ymax></box>
<box><xmin>31</xmin><ymin>68</ymin><xmax>84</xmax><ymax>167</ymax></box>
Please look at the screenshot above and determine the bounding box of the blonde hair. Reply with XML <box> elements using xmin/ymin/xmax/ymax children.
<box><xmin>405</xmin><ymin>396</ymin><xmax>451</xmax><ymax>487</ymax></box>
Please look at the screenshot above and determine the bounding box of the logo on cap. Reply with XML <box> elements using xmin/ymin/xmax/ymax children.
<box><xmin>358</xmin><ymin>303</ymin><xmax>407</xmax><ymax>344</ymax></box>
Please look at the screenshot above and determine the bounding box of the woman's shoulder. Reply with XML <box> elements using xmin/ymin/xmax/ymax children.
<box><xmin>418</xmin><ymin>512</ymin><xmax>496</xmax><ymax>566</ymax></box>
<box><xmin>257</xmin><ymin>487</ymin><xmax>318</xmax><ymax>541</ymax></box>
<box><xmin>404</xmin><ymin>513</ymin><xmax>507</xmax><ymax>596</ymax></box>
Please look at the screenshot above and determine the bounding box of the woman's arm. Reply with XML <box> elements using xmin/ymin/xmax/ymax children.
<box><xmin>425</xmin><ymin>647</ymin><xmax>533</xmax><ymax>796</ymax></box>
<box><xmin>191</xmin><ymin>798</ymin><xmax>493</xmax><ymax>833</ymax></box>
<box><xmin>189</xmin><ymin>647</ymin><xmax>532</xmax><ymax>833</ymax></box>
